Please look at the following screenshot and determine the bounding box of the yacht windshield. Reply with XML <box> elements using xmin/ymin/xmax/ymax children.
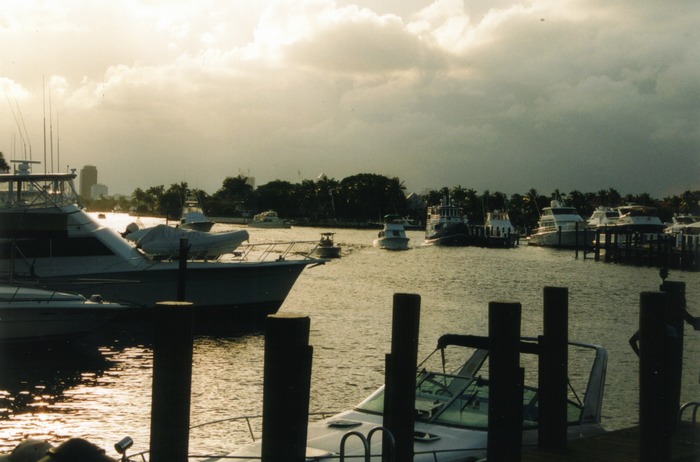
<box><xmin>355</xmin><ymin>370</ymin><xmax>584</xmax><ymax>430</ymax></box>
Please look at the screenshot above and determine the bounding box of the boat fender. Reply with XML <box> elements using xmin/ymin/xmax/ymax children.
<box><xmin>0</xmin><ymin>439</ymin><xmax>53</xmax><ymax>462</ymax></box>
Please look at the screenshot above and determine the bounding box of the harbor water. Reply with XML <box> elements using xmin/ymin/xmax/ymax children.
<box><xmin>1</xmin><ymin>217</ymin><xmax>700</xmax><ymax>457</ymax></box>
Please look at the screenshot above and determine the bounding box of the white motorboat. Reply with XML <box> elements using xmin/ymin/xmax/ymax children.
<box><xmin>0</xmin><ymin>284</ymin><xmax>130</xmax><ymax>344</ymax></box>
<box><xmin>373</xmin><ymin>215</ymin><xmax>410</xmax><ymax>250</ymax></box>
<box><xmin>587</xmin><ymin>206</ymin><xmax>620</xmax><ymax>229</ymax></box>
<box><xmin>615</xmin><ymin>205</ymin><xmax>666</xmax><ymax>234</ymax></box>
<box><xmin>526</xmin><ymin>200</ymin><xmax>586</xmax><ymax>248</ymax></box>
<box><xmin>0</xmin><ymin>161</ymin><xmax>321</xmax><ymax>331</ymax></box>
<box><xmin>124</xmin><ymin>224</ymin><xmax>249</xmax><ymax>259</ymax></box>
<box><xmin>424</xmin><ymin>196</ymin><xmax>471</xmax><ymax>246</ymax></box>
<box><xmin>179</xmin><ymin>194</ymin><xmax>215</xmax><ymax>232</ymax></box>
<box><xmin>219</xmin><ymin>334</ymin><xmax>607</xmax><ymax>461</ymax></box>
<box><xmin>247</xmin><ymin>210</ymin><xmax>292</xmax><ymax>228</ymax></box>
<box><xmin>665</xmin><ymin>214</ymin><xmax>700</xmax><ymax>235</ymax></box>
<box><xmin>313</xmin><ymin>233</ymin><xmax>341</xmax><ymax>259</ymax></box>
<box><xmin>482</xmin><ymin>210</ymin><xmax>519</xmax><ymax>248</ymax></box>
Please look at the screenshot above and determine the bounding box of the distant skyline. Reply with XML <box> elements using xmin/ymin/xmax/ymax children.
<box><xmin>1</xmin><ymin>0</ymin><xmax>698</xmax><ymax>197</ymax></box>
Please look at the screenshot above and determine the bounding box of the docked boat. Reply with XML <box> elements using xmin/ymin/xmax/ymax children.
<box><xmin>615</xmin><ymin>205</ymin><xmax>666</xmax><ymax>235</ymax></box>
<box><xmin>0</xmin><ymin>284</ymin><xmax>130</xmax><ymax>344</ymax></box>
<box><xmin>221</xmin><ymin>334</ymin><xmax>607</xmax><ymax>461</ymax></box>
<box><xmin>587</xmin><ymin>206</ymin><xmax>620</xmax><ymax>229</ymax></box>
<box><xmin>665</xmin><ymin>214</ymin><xmax>700</xmax><ymax>235</ymax></box>
<box><xmin>248</xmin><ymin>210</ymin><xmax>292</xmax><ymax>228</ymax></box>
<box><xmin>526</xmin><ymin>200</ymin><xmax>586</xmax><ymax>248</ymax></box>
<box><xmin>0</xmin><ymin>161</ymin><xmax>321</xmax><ymax>331</ymax></box>
<box><xmin>124</xmin><ymin>224</ymin><xmax>249</xmax><ymax>259</ymax></box>
<box><xmin>313</xmin><ymin>233</ymin><xmax>341</xmax><ymax>259</ymax></box>
<box><xmin>179</xmin><ymin>194</ymin><xmax>215</xmax><ymax>232</ymax></box>
<box><xmin>373</xmin><ymin>215</ymin><xmax>410</xmax><ymax>250</ymax></box>
<box><xmin>481</xmin><ymin>210</ymin><xmax>519</xmax><ymax>248</ymax></box>
<box><xmin>424</xmin><ymin>197</ymin><xmax>471</xmax><ymax>246</ymax></box>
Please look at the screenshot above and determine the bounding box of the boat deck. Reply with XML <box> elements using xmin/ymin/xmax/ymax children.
<box><xmin>521</xmin><ymin>424</ymin><xmax>700</xmax><ymax>462</ymax></box>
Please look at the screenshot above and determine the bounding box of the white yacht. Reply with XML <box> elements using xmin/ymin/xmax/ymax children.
<box><xmin>373</xmin><ymin>215</ymin><xmax>410</xmax><ymax>250</ymax></box>
<box><xmin>615</xmin><ymin>205</ymin><xmax>666</xmax><ymax>234</ymax></box>
<box><xmin>665</xmin><ymin>214</ymin><xmax>700</xmax><ymax>235</ymax></box>
<box><xmin>587</xmin><ymin>206</ymin><xmax>620</xmax><ymax>229</ymax></box>
<box><xmin>248</xmin><ymin>210</ymin><xmax>292</xmax><ymax>228</ymax></box>
<box><xmin>526</xmin><ymin>200</ymin><xmax>586</xmax><ymax>248</ymax></box>
<box><xmin>0</xmin><ymin>161</ymin><xmax>321</xmax><ymax>331</ymax></box>
<box><xmin>0</xmin><ymin>284</ymin><xmax>130</xmax><ymax>344</ymax></box>
<box><xmin>483</xmin><ymin>210</ymin><xmax>519</xmax><ymax>247</ymax></box>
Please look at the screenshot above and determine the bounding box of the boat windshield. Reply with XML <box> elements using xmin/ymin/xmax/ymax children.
<box><xmin>356</xmin><ymin>370</ymin><xmax>583</xmax><ymax>430</ymax></box>
<box><xmin>0</xmin><ymin>173</ymin><xmax>80</xmax><ymax>210</ymax></box>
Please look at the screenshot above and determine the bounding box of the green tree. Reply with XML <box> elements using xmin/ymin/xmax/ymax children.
<box><xmin>0</xmin><ymin>152</ymin><xmax>9</xmax><ymax>173</ymax></box>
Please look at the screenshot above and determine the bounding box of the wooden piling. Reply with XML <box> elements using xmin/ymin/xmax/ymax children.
<box><xmin>149</xmin><ymin>301</ymin><xmax>195</xmax><ymax>462</ymax></box>
<box><xmin>261</xmin><ymin>314</ymin><xmax>313</xmax><ymax>462</ymax></box>
<box><xmin>383</xmin><ymin>293</ymin><xmax>421</xmax><ymax>462</ymax></box>
<box><xmin>639</xmin><ymin>291</ymin><xmax>672</xmax><ymax>462</ymax></box>
<box><xmin>538</xmin><ymin>287</ymin><xmax>569</xmax><ymax>452</ymax></box>
<box><xmin>660</xmin><ymin>280</ymin><xmax>686</xmax><ymax>432</ymax></box>
<box><xmin>487</xmin><ymin>300</ymin><xmax>523</xmax><ymax>462</ymax></box>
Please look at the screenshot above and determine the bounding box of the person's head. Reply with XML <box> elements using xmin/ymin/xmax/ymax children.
<box><xmin>37</xmin><ymin>439</ymin><xmax>115</xmax><ymax>462</ymax></box>
<box><xmin>0</xmin><ymin>439</ymin><xmax>53</xmax><ymax>462</ymax></box>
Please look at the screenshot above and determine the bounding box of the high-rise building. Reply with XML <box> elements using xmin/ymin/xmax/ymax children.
<box><xmin>80</xmin><ymin>165</ymin><xmax>98</xmax><ymax>199</ymax></box>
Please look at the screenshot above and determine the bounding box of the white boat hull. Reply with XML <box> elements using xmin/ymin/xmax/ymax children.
<box><xmin>0</xmin><ymin>287</ymin><xmax>129</xmax><ymax>343</ymax></box>
<box><xmin>373</xmin><ymin>237</ymin><xmax>409</xmax><ymax>250</ymax></box>
<box><xmin>527</xmin><ymin>229</ymin><xmax>586</xmax><ymax>248</ymax></box>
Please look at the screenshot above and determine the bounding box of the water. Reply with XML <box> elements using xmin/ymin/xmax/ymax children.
<box><xmin>1</xmin><ymin>220</ymin><xmax>700</xmax><ymax>457</ymax></box>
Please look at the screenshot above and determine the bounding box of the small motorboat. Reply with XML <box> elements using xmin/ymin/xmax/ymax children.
<box><xmin>223</xmin><ymin>334</ymin><xmax>607</xmax><ymax>461</ymax></box>
<box><xmin>313</xmin><ymin>233</ymin><xmax>341</xmax><ymax>259</ymax></box>
<box><xmin>373</xmin><ymin>215</ymin><xmax>410</xmax><ymax>250</ymax></box>
<box><xmin>0</xmin><ymin>285</ymin><xmax>131</xmax><ymax>344</ymax></box>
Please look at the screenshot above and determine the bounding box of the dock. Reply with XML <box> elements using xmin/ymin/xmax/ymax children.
<box><xmin>522</xmin><ymin>424</ymin><xmax>700</xmax><ymax>462</ymax></box>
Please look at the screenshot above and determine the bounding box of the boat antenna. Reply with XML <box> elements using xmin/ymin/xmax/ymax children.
<box><xmin>43</xmin><ymin>75</ymin><xmax>48</xmax><ymax>173</ymax></box>
<box><xmin>6</xmin><ymin>94</ymin><xmax>30</xmax><ymax>160</ymax></box>
<box><xmin>49</xmin><ymin>83</ymin><xmax>54</xmax><ymax>173</ymax></box>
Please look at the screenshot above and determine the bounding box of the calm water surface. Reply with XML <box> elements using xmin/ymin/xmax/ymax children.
<box><xmin>1</xmin><ymin>219</ymin><xmax>699</xmax><ymax>457</ymax></box>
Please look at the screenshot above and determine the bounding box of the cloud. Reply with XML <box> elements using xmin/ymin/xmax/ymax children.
<box><xmin>1</xmin><ymin>0</ymin><xmax>698</xmax><ymax>197</ymax></box>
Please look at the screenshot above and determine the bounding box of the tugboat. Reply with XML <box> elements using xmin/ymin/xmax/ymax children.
<box><xmin>424</xmin><ymin>196</ymin><xmax>471</xmax><ymax>246</ymax></box>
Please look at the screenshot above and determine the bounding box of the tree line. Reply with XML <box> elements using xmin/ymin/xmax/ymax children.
<box><xmin>82</xmin><ymin>172</ymin><xmax>700</xmax><ymax>231</ymax></box>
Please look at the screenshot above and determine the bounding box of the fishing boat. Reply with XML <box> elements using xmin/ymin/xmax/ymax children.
<box><xmin>526</xmin><ymin>200</ymin><xmax>586</xmax><ymax>248</ymax></box>
<box><xmin>179</xmin><ymin>194</ymin><xmax>215</xmax><ymax>232</ymax></box>
<box><xmin>197</xmin><ymin>334</ymin><xmax>607</xmax><ymax>461</ymax></box>
<box><xmin>0</xmin><ymin>284</ymin><xmax>130</xmax><ymax>344</ymax></box>
<box><xmin>373</xmin><ymin>215</ymin><xmax>410</xmax><ymax>250</ymax></box>
<box><xmin>248</xmin><ymin>210</ymin><xmax>292</xmax><ymax>228</ymax></box>
<box><xmin>313</xmin><ymin>233</ymin><xmax>341</xmax><ymax>259</ymax></box>
<box><xmin>0</xmin><ymin>161</ymin><xmax>321</xmax><ymax>331</ymax></box>
<box><xmin>424</xmin><ymin>197</ymin><xmax>471</xmax><ymax>246</ymax></box>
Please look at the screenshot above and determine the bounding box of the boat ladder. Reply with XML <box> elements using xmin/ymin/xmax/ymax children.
<box><xmin>678</xmin><ymin>401</ymin><xmax>700</xmax><ymax>445</ymax></box>
<box><xmin>339</xmin><ymin>426</ymin><xmax>395</xmax><ymax>462</ymax></box>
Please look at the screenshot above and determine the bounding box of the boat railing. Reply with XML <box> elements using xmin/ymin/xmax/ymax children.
<box><xmin>221</xmin><ymin>240</ymin><xmax>322</xmax><ymax>262</ymax></box>
<box><xmin>678</xmin><ymin>401</ymin><xmax>700</xmax><ymax>446</ymax></box>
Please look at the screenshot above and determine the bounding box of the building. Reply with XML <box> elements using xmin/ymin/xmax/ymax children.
<box><xmin>80</xmin><ymin>165</ymin><xmax>98</xmax><ymax>200</ymax></box>
<box><xmin>91</xmin><ymin>183</ymin><xmax>108</xmax><ymax>199</ymax></box>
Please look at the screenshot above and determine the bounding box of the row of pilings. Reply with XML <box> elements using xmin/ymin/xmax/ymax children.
<box><xmin>147</xmin><ymin>282</ymin><xmax>696</xmax><ymax>461</ymax></box>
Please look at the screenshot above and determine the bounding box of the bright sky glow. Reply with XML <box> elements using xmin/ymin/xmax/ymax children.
<box><xmin>1</xmin><ymin>0</ymin><xmax>698</xmax><ymax>196</ymax></box>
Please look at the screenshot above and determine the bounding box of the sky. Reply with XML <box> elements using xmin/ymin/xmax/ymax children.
<box><xmin>1</xmin><ymin>0</ymin><xmax>698</xmax><ymax>198</ymax></box>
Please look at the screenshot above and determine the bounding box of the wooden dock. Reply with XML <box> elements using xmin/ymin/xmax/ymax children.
<box><xmin>521</xmin><ymin>424</ymin><xmax>700</xmax><ymax>462</ymax></box>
